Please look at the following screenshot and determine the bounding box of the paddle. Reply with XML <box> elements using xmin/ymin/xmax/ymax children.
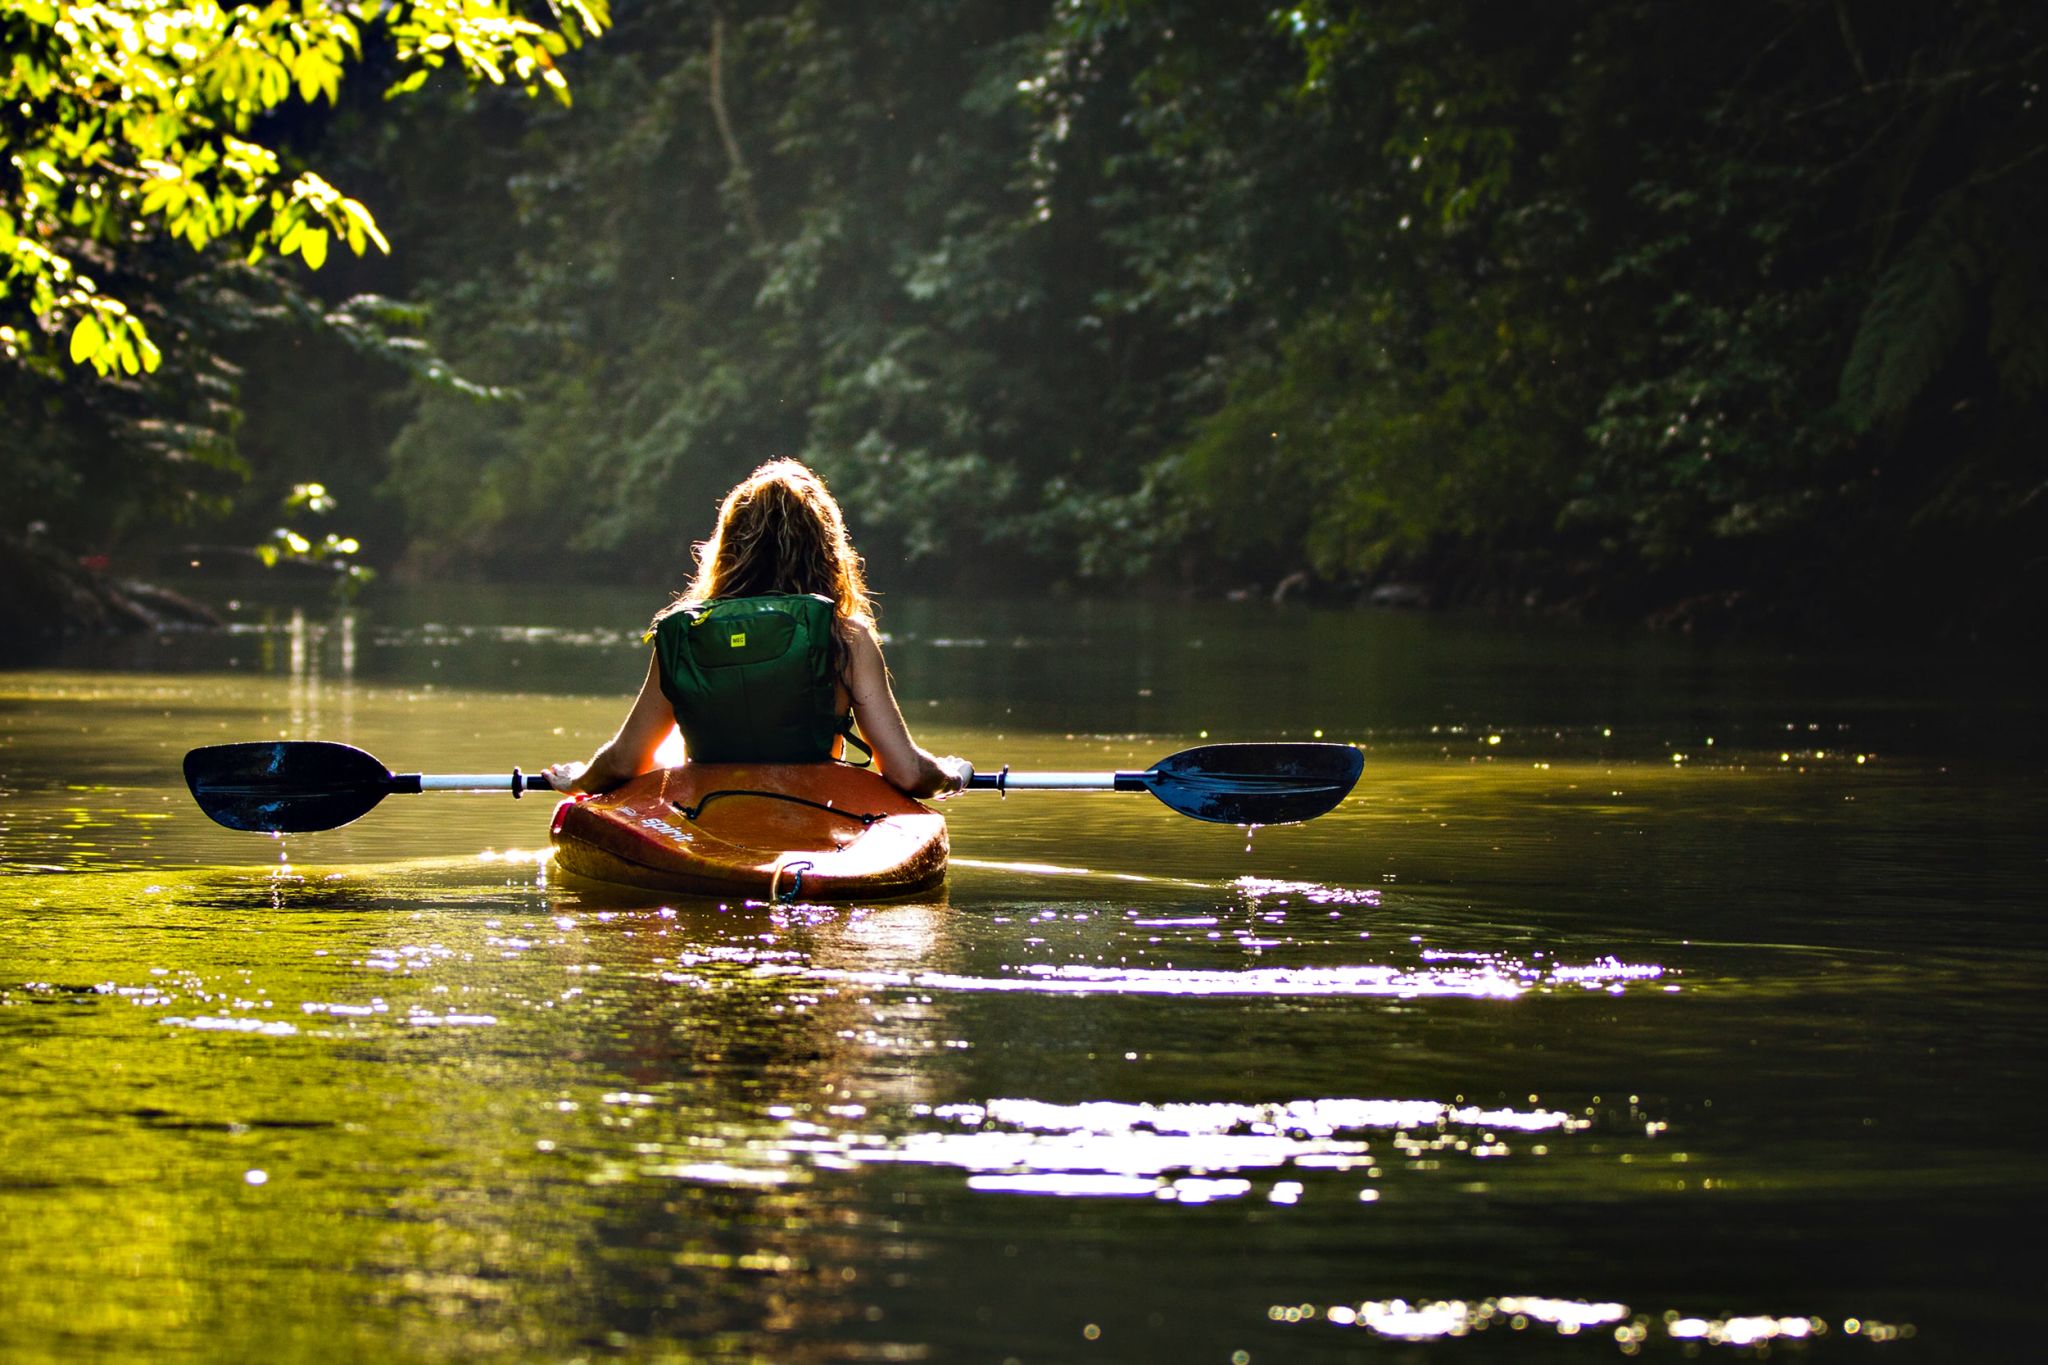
<box><xmin>965</xmin><ymin>742</ymin><xmax>1363</xmax><ymax>825</ymax></box>
<box><xmin>184</xmin><ymin>739</ymin><xmax>1362</xmax><ymax>834</ymax></box>
<box><xmin>183</xmin><ymin>741</ymin><xmax>557</xmax><ymax>834</ymax></box>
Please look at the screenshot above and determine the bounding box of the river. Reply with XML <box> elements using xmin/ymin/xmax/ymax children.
<box><xmin>1</xmin><ymin>582</ymin><xmax>2040</xmax><ymax>1361</ymax></box>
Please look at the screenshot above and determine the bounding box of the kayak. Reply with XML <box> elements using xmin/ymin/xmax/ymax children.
<box><xmin>548</xmin><ymin>762</ymin><xmax>948</xmax><ymax>900</ymax></box>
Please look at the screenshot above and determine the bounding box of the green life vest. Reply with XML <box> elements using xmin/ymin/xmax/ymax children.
<box><xmin>651</xmin><ymin>593</ymin><xmax>855</xmax><ymax>763</ymax></box>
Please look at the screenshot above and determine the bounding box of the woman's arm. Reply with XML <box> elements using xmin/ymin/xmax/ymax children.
<box><xmin>842</xmin><ymin>619</ymin><xmax>970</xmax><ymax>798</ymax></box>
<box><xmin>544</xmin><ymin>652</ymin><xmax>677</xmax><ymax>794</ymax></box>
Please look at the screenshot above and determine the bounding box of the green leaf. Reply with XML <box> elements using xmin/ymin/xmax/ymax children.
<box><xmin>300</xmin><ymin>227</ymin><xmax>330</xmax><ymax>269</ymax></box>
<box><xmin>340</xmin><ymin>198</ymin><xmax>390</xmax><ymax>252</ymax></box>
<box><xmin>68</xmin><ymin>314</ymin><xmax>104</xmax><ymax>364</ymax></box>
<box><xmin>1839</xmin><ymin>201</ymin><xmax>1976</xmax><ymax>432</ymax></box>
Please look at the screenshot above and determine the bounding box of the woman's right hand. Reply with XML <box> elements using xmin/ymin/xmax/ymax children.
<box><xmin>932</xmin><ymin>755</ymin><xmax>974</xmax><ymax>797</ymax></box>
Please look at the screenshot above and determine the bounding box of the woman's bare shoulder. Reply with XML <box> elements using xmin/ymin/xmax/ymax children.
<box><xmin>836</xmin><ymin>614</ymin><xmax>881</xmax><ymax>647</ymax></box>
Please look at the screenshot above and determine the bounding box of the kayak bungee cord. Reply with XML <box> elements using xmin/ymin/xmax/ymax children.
<box><xmin>768</xmin><ymin>858</ymin><xmax>816</xmax><ymax>904</ymax></box>
<box><xmin>670</xmin><ymin>789</ymin><xmax>888</xmax><ymax>827</ymax></box>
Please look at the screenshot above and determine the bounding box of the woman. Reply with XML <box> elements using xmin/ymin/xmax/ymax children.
<box><xmin>544</xmin><ymin>459</ymin><xmax>970</xmax><ymax>798</ymax></box>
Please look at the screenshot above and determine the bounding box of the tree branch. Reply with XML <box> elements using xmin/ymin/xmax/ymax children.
<box><xmin>706</xmin><ymin>11</ymin><xmax>765</xmax><ymax>252</ymax></box>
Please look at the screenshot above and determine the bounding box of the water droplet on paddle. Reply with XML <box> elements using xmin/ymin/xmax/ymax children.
<box><xmin>1243</xmin><ymin>824</ymin><xmax>1263</xmax><ymax>855</ymax></box>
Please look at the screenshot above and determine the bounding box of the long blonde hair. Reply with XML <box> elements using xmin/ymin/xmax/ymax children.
<box><xmin>655</xmin><ymin>459</ymin><xmax>873</xmax><ymax>626</ymax></box>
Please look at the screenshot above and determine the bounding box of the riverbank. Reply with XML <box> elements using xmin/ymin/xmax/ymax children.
<box><xmin>6</xmin><ymin>525</ymin><xmax>2034</xmax><ymax>662</ymax></box>
<box><xmin>0</xmin><ymin>533</ymin><xmax>221</xmax><ymax>659</ymax></box>
<box><xmin>1215</xmin><ymin>545</ymin><xmax>2042</xmax><ymax>651</ymax></box>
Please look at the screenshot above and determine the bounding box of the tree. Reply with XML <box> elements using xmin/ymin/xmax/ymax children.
<box><xmin>371</xmin><ymin>0</ymin><xmax>1086</xmax><ymax>580</ymax></box>
<box><xmin>2</xmin><ymin>0</ymin><xmax>606</xmax><ymax>373</ymax></box>
<box><xmin>98</xmin><ymin>0</ymin><xmax>2036</xmax><ymax>634</ymax></box>
<box><xmin>1064</xmin><ymin>0</ymin><xmax>2046</xmax><ymax>620</ymax></box>
<box><xmin>0</xmin><ymin>0</ymin><xmax>606</xmax><ymax>550</ymax></box>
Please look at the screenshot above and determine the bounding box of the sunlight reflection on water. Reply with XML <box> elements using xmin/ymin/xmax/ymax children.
<box><xmin>591</xmin><ymin>1087</ymin><xmax>1616</xmax><ymax>1207</ymax></box>
<box><xmin>1268</xmin><ymin>1295</ymin><xmax>1916</xmax><ymax>1353</ymax></box>
<box><xmin>773</xmin><ymin>955</ymin><xmax>1665</xmax><ymax>997</ymax></box>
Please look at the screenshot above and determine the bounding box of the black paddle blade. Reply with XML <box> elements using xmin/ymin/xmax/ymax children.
<box><xmin>1143</xmin><ymin>742</ymin><xmax>1364</xmax><ymax>825</ymax></box>
<box><xmin>184</xmin><ymin>741</ymin><xmax>398</xmax><ymax>833</ymax></box>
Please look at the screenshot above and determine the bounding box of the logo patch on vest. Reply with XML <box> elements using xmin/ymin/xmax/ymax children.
<box><xmin>729</xmin><ymin>631</ymin><xmax>747</xmax><ymax>648</ymax></box>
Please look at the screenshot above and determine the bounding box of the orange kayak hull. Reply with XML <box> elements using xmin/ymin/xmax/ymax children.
<box><xmin>549</xmin><ymin>763</ymin><xmax>948</xmax><ymax>900</ymax></box>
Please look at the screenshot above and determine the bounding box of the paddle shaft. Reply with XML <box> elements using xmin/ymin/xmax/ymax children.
<box><xmin>425</xmin><ymin>768</ymin><xmax>1271</xmax><ymax>794</ymax></box>
<box><xmin>428</xmin><ymin>769</ymin><xmax>1131</xmax><ymax>793</ymax></box>
<box><xmin>968</xmin><ymin>769</ymin><xmax>1147</xmax><ymax>792</ymax></box>
<box><xmin>408</xmin><ymin>770</ymin><xmax>1109</xmax><ymax>794</ymax></box>
<box><xmin>413</xmin><ymin>771</ymin><xmax>558</xmax><ymax>794</ymax></box>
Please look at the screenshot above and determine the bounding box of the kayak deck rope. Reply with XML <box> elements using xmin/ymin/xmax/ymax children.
<box><xmin>769</xmin><ymin>859</ymin><xmax>815</xmax><ymax>904</ymax></box>
<box><xmin>670</xmin><ymin>789</ymin><xmax>887</xmax><ymax>826</ymax></box>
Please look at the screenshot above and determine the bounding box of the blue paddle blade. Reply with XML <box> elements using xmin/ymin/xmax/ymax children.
<box><xmin>1140</xmin><ymin>742</ymin><xmax>1363</xmax><ymax>824</ymax></box>
<box><xmin>184</xmin><ymin>741</ymin><xmax>398</xmax><ymax>833</ymax></box>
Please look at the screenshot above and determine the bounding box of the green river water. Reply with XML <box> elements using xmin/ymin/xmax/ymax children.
<box><xmin>1</xmin><ymin>584</ymin><xmax>2040</xmax><ymax>1362</ymax></box>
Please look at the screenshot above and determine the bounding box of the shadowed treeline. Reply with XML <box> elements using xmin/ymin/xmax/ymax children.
<box><xmin>5</xmin><ymin>1</ymin><xmax>2042</xmax><ymax>635</ymax></box>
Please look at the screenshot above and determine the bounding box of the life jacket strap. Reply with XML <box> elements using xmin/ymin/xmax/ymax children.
<box><xmin>838</xmin><ymin>716</ymin><xmax>874</xmax><ymax>768</ymax></box>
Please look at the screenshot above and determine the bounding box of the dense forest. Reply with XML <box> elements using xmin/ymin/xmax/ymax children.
<box><xmin>5</xmin><ymin>0</ymin><xmax>2044</xmax><ymax>636</ymax></box>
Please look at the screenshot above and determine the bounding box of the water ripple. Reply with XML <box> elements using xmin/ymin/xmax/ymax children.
<box><xmin>771</xmin><ymin>954</ymin><xmax>1665</xmax><ymax>998</ymax></box>
<box><xmin>1268</xmin><ymin>1295</ymin><xmax>1915</xmax><ymax>1351</ymax></box>
<box><xmin>616</xmin><ymin>1094</ymin><xmax>1607</xmax><ymax>1198</ymax></box>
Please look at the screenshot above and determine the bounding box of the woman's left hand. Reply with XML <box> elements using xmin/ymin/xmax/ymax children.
<box><xmin>543</xmin><ymin>760</ymin><xmax>590</xmax><ymax>794</ymax></box>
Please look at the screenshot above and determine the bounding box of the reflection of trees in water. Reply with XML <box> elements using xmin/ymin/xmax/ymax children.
<box><xmin>362</xmin><ymin>898</ymin><xmax>959</xmax><ymax>1357</ymax></box>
